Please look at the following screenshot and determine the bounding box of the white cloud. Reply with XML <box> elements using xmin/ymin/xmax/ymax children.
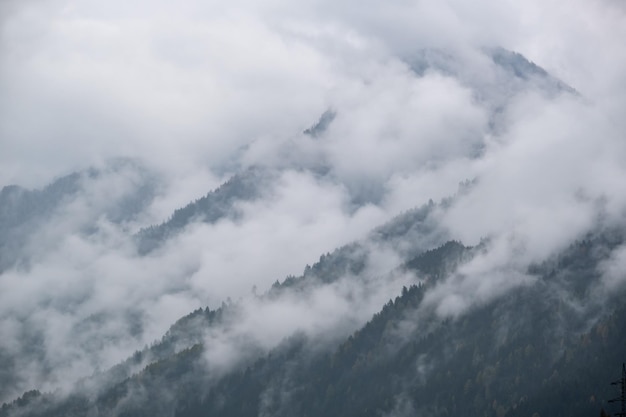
<box><xmin>1</xmin><ymin>0</ymin><xmax>626</xmax><ymax>403</ymax></box>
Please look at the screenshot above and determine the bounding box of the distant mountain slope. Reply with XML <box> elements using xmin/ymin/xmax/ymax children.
<box><xmin>132</xmin><ymin>47</ymin><xmax>577</xmax><ymax>252</ymax></box>
<box><xmin>408</xmin><ymin>47</ymin><xmax>575</xmax><ymax>97</ymax></box>
<box><xmin>135</xmin><ymin>167</ymin><xmax>272</xmax><ymax>254</ymax></box>
<box><xmin>489</xmin><ymin>47</ymin><xmax>576</xmax><ymax>94</ymax></box>
<box><xmin>0</xmin><ymin>160</ymin><xmax>156</xmax><ymax>272</ymax></box>
<box><xmin>0</xmin><ymin>173</ymin><xmax>82</xmax><ymax>272</ymax></box>
<box><xmin>406</xmin><ymin>47</ymin><xmax>577</xmax><ymax>136</ymax></box>
<box><xmin>303</xmin><ymin>110</ymin><xmax>336</xmax><ymax>138</ymax></box>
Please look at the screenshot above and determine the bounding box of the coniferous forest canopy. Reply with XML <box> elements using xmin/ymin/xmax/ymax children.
<box><xmin>1</xmin><ymin>1</ymin><xmax>626</xmax><ymax>416</ymax></box>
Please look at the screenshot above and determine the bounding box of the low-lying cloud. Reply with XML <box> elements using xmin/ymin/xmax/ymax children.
<box><xmin>1</xmin><ymin>0</ymin><xmax>626</xmax><ymax>405</ymax></box>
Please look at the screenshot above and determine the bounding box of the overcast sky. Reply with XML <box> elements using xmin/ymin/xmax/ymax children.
<box><xmin>1</xmin><ymin>0</ymin><xmax>626</xmax><ymax>403</ymax></box>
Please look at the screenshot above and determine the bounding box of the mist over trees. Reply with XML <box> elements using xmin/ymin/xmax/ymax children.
<box><xmin>3</xmin><ymin>228</ymin><xmax>626</xmax><ymax>417</ymax></box>
<box><xmin>1</xmin><ymin>0</ymin><xmax>626</xmax><ymax>416</ymax></box>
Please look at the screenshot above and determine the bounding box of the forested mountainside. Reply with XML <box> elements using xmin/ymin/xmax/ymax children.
<box><xmin>3</xmin><ymin>227</ymin><xmax>625</xmax><ymax>417</ymax></box>
<box><xmin>3</xmin><ymin>0</ymin><xmax>625</xmax><ymax>410</ymax></box>
<box><xmin>0</xmin><ymin>38</ymin><xmax>621</xmax><ymax>417</ymax></box>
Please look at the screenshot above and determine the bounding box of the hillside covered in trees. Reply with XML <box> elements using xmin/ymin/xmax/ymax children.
<box><xmin>3</xmin><ymin>222</ymin><xmax>626</xmax><ymax>417</ymax></box>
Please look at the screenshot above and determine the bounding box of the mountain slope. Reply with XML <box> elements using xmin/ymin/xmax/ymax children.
<box><xmin>135</xmin><ymin>167</ymin><xmax>272</xmax><ymax>254</ymax></box>
<box><xmin>4</xmin><ymin>228</ymin><xmax>625</xmax><ymax>417</ymax></box>
<box><xmin>0</xmin><ymin>160</ymin><xmax>156</xmax><ymax>272</ymax></box>
<box><xmin>0</xmin><ymin>46</ymin><xmax>617</xmax><ymax>417</ymax></box>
